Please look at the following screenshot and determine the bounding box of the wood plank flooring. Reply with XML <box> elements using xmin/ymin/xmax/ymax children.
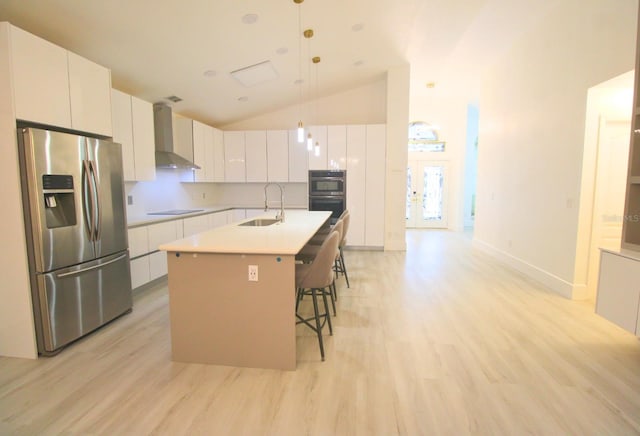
<box><xmin>1</xmin><ymin>230</ymin><xmax>640</xmax><ymax>435</ymax></box>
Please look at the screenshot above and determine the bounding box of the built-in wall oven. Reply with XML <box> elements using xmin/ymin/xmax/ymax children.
<box><xmin>309</xmin><ymin>170</ymin><xmax>346</xmax><ymax>223</ymax></box>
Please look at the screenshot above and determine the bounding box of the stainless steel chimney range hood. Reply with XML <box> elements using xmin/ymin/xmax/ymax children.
<box><xmin>153</xmin><ymin>103</ymin><xmax>200</xmax><ymax>170</ymax></box>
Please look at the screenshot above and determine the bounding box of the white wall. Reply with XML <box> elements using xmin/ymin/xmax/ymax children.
<box><xmin>0</xmin><ymin>23</ymin><xmax>38</xmax><ymax>358</ymax></box>
<box><xmin>475</xmin><ymin>0</ymin><xmax>637</xmax><ymax>298</ymax></box>
<box><xmin>574</xmin><ymin>71</ymin><xmax>634</xmax><ymax>300</ymax></box>
<box><xmin>220</xmin><ymin>78</ymin><xmax>387</xmax><ymax>130</ymax></box>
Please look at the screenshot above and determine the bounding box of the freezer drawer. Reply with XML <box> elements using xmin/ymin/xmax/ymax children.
<box><xmin>35</xmin><ymin>251</ymin><xmax>132</xmax><ymax>353</ymax></box>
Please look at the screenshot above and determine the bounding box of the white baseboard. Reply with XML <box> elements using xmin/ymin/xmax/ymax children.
<box><xmin>472</xmin><ymin>238</ymin><xmax>577</xmax><ymax>299</ymax></box>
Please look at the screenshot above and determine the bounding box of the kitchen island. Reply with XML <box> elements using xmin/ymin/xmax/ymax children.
<box><xmin>159</xmin><ymin>210</ymin><xmax>331</xmax><ymax>370</ymax></box>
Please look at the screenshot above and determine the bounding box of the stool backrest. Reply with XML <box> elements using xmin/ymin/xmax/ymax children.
<box><xmin>340</xmin><ymin>212</ymin><xmax>350</xmax><ymax>247</ymax></box>
<box><xmin>298</xmin><ymin>231</ymin><xmax>340</xmax><ymax>289</ymax></box>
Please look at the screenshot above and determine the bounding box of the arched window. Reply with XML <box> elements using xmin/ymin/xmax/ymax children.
<box><xmin>408</xmin><ymin>121</ymin><xmax>445</xmax><ymax>152</ymax></box>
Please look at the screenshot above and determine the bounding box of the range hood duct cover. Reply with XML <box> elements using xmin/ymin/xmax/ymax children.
<box><xmin>153</xmin><ymin>103</ymin><xmax>200</xmax><ymax>170</ymax></box>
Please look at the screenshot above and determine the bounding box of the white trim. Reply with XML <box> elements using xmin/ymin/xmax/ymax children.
<box><xmin>472</xmin><ymin>238</ymin><xmax>577</xmax><ymax>299</ymax></box>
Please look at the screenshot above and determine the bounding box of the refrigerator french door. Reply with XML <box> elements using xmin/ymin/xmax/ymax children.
<box><xmin>18</xmin><ymin>126</ymin><xmax>132</xmax><ymax>355</ymax></box>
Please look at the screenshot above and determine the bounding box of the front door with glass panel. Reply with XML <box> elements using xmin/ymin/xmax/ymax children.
<box><xmin>406</xmin><ymin>160</ymin><xmax>448</xmax><ymax>228</ymax></box>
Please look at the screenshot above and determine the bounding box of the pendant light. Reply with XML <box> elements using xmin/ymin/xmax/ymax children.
<box><xmin>304</xmin><ymin>28</ymin><xmax>314</xmax><ymax>150</ymax></box>
<box><xmin>294</xmin><ymin>0</ymin><xmax>305</xmax><ymax>143</ymax></box>
<box><xmin>312</xmin><ymin>55</ymin><xmax>321</xmax><ymax>156</ymax></box>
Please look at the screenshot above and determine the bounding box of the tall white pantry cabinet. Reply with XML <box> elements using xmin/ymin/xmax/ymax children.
<box><xmin>0</xmin><ymin>22</ymin><xmax>114</xmax><ymax>359</ymax></box>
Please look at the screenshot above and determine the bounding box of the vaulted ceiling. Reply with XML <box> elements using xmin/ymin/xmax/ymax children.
<box><xmin>0</xmin><ymin>0</ymin><xmax>554</xmax><ymax>126</ymax></box>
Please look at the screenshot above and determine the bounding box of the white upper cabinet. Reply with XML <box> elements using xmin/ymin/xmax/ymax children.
<box><xmin>327</xmin><ymin>125</ymin><xmax>347</xmax><ymax>170</ymax></box>
<box><xmin>111</xmin><ymin>89</ymin><xmax>135</xmax><ymax>180</ymax></box>
<box><xmin>172</xmin><ymin>113</ymin><xmax>194</xmax><ymax>163</ymax></box>
<box><xmin>67</xmin><ymin>51</ymin><xmax>112</xmax><ymax>136</ymax></box>
<box><xmin>267</xmin><ymin>130</ymin><xmax>289</xmax><ymax>182</ymax></box>
<box><xmin>191</xmin><ymin>120</ymin><xmax>207</xmax><ymax>182</ymax></box>
<box><xmin>288</xmin><ymin>129</ymin><xmax>308</xmax><ymax>182</ymax></box>
<box><xmin>245</xmin><ymin>130</ymin><xmax>268</xmax><ymax>183</ymax></box>
<box><xmin>224</xmin><ymin>131</ymin><xmax>246</xmax><ymax>182</ymax></box>
<box><xmin>212</xmin><ymin>128</ymin><xmax>225</xmax><ymax>182</ymax></box>
<box><xmin>308</xmin><ymin>125</ymin><xmax>328</xmax><ymax>170</ymax></box>
<box><xmin>111</xmin><ymin>90</ymin><xmax>155</xmax><ymax>181</ymax></box>
<box><xmin>10</xmin><ymin>25</ymin><xmax>71</xmax><ymax>128</ymax></box>
<box><xmin>346</xmin><ymin>125</ymin><xmax>366</xmax><ymax>246</ymax></box>
<box><xmin>130</xmin><ymin>96</ymin><xmax>155</xmax><ymax>181</ymax></box>
<box><xmin>9</xmin><ymin>24</ymin><xmax>112</xmax><ymax>136</ymax></box>
<box><xmin>365</xmin><ymin>124</ymin><xmax>386</xmax><ymax>246</ymax></box>
<box><xmin>204</xmin><ymin>125</ymin><xmax>215</xmax><ymax>182</ymax></box>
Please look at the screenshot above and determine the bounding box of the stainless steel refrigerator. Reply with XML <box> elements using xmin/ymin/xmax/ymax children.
<box><xmin>17</xmin><ymin>126</ymin><xmax>132</xmax><ymax>355</ymax></box>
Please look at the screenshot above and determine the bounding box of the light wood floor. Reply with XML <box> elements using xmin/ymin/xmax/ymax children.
<box><xmin>2</xmin><ymin>230</ymin><xmax>640</xmax><ymax>435</ymax></box>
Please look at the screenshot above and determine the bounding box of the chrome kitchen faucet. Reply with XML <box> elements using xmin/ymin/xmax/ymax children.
<box><xmin>264</xmin><ymin>183</ymin><xmax>285</xmax><ymax>222</ymax></box>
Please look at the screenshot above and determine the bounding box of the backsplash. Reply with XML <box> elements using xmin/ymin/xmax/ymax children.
<box><xmin>125</xmin><ymin>170</ymin><xmax>308</xmax><ymax>218</ymax></box>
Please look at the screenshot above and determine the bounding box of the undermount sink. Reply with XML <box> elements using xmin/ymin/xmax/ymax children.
<box><xmin>238</xmin><ymin>218</ymin><xmax>281</xmax><ymax>227</ymax></box>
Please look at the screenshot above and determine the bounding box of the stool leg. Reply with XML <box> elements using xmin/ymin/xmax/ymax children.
<box><xmin>340</xmin><ymin>248</ymin><xmax>350</xmax><ymax>288</ymax></box>
<box><xmin>310</xmin><ymin>288</ymin><xmax>325</xmax><ymax>361</ymax></box>
<box><xmin>321</xmin><ymin>286</ymin><xmax>333</xmax><ymax>335</ymax></box>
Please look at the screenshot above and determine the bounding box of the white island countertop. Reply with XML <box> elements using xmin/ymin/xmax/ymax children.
<box><xmin>159</xmin><ymin>210</ymin><xmax>331</xmax><ymax>255</ymax></box>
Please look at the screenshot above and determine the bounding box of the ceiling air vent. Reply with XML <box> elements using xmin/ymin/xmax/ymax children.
<box><xmin>165</xmin><ymin>95</ymin><xmax>182</xmax><ymax>103</ymax></box>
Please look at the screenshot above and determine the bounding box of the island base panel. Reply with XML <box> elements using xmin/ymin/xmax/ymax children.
<box><xmin>167</xmin><ymin>252</ymin><xmax>296</xmax><ymax>370</ymax></box>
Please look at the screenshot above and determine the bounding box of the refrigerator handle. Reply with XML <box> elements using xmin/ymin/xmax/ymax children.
<box><xmin>90</xmin><ymin>160</ymin><xmax>102</xmax><ymax>241</ymax></box>
<box><xmin>82</xmin><ymin>159</ymin><xmax>96</xmax><ymax>241</ymax></box>
<box><xmin>56</xmin><ymin>253</ymin><xmax>128</xmax><ymax>278</ymax></box>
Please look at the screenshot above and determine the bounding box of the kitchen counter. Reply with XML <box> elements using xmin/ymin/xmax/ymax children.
<box><xmin>127</xmin><ymin>205</ymin><xmax>308</xmax><ymax>228</ymax></box>
<box><xmin>159</xmin><ymin>210</ymin><xmax>331</xmax><ymax>255</ymax></box>
<box><xmin>159</xmin><ymin>210</ymin><xmax>331</xmax><ymax>370</ymax></box>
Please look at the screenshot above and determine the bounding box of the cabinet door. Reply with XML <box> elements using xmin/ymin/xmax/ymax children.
<box><xmin>308</xmin><ymin>125</ymin><xmax>328</xmax><ymax>170</ymax></box>
<box><xmin>192</xmin><ymin>120</ymin><xmax>207</xmax><ymax>182</ymax></box>
<box><xmin>10</xmin><ymin>25</ymin><xmax>71</xmax><ymax>128</ymax></box>
<box><xmin>288</xmin><ymin>129</ymin><xmax>308</xmax><ymax>182</ymax></box>
<box><xmin>172</xmin><ymin>113</ymin><xmax>194</xmax><ymax>163</ymax></box>
<box><xmin>131</xmin><ymin>96</ymin><xmax>156</xmax><ymax>181</ymax></box>
<box><xmin>127</xmin><ymin>227</ymin><xmax>149</xmax><ymax>258</ymax></box>
<box><xmin>365</xmin><ymin>124</ymin><xmax>386</xmax><ymax>246</ymax></box>
<box><xmin>267</xmin><ymin>130</ymin><xmax>289</xmax><ymax>182</ymax></box>
<box><xmin>346</xmin><ymin>125</ymin><xmax>366</xmax><ymax>246</ymax></box>
<box><xmin>245</xmin><ymin>130</ymin><xmax>268</xmax><ymax>182</ymax></box>
<box><xmin>209</xmin><ymin>211</ymin><xmax>229</xmax><ymax>229</ymax></box>
<box><xmin>183</xmin><ymin>215</ymin><xmax>210</xmax><ymax>237</ymax></box>
<box><xmin>596</xmin><ymin>251</ymin><xmax>640</xmax><ymax>333</ymax></box>
<box><xmin>224</xmin><ymin>131</ymin><xmax>246</xmax><ymax>182</ymax></box>
<box><xmin>232</xmin><ymin>209</ymin><xmax>247</xmax><ymax>223</ymax></box>
<box><xmin>111</xmin><ymin>89</ymin><xmax>135</xmax><ymax>181</ymax></box>
<box><xmin>204</xmin><ymin>124</ymin><xmax>215</xmax><ymax>182</ymax></box>
<box><xmin>149</xmin><ymin>251</ymin><xmax>168</xmax><ymax>280</ymax></box>
<box><xmin>130</xmin><ymin>256</ymin><xmax>150</xmax><ymax>289</ymax></box>
<box><xmin>327</xmin><ymin>125</ymin><xmax>347</xmax><ymax>170</ymax></box>
<box><xmin>212</xmin><ymin>128</ymin><xmax>225</xmax><ymax>182</ymax></box>
<box><xmin>147</xmin><ymin>220</ymin><xmax>180</xmax><ymax>251</ymax></box>
<box><xmin>68</xmin><ymin>51</ymin><xmax>112</xmax><ymax>136</ymax></box>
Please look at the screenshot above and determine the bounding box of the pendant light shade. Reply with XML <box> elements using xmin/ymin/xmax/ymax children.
<box><xmin>297</xmin><ymin>121</ymin><xmax>304</xmax><ymax>143</ymax></box>
<box><xmin>314</xmin><ymin>141</ymin><xmax>320</xmax><ymax>157</ymax></box>
<box><xmin>307</xmin><ymin>132</ymin><xmax>313</xmax><ymax>151</ymax></box>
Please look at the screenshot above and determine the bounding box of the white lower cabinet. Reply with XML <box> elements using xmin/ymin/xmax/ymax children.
<box><xmin>183</xmin><ymin>215</ymin><xmax>210</xmax><ymax>237</ymax></box>
<box><xmin>596</xmin><ymin>250</ymin><xmax>640</xmax><ymax>335</ymax></box>
<box><xmin>149</xmin><ymin>251</ymin><xmax>168</xmax><ymax>280</ymax></box>
<box><xmin>130</xmin><ymin>256</ymin><xmax>150</xmax><ymax>289</ymax></box>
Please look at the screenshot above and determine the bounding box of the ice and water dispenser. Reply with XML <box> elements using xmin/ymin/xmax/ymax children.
<box><xmin>42</xmin><ymin>174</ymin><xmax>77</xmax><ymax>228</ymax></box>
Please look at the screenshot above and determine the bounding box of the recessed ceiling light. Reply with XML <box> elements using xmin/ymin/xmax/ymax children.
<box><xmin>276</xmin><ymin>47</ymin><xmax>288</xmax><ymax>55</ymax></box>
<box><xmin>242</xmin><ymin>13</ymin><xmax>258</xmax><ymax>24</ymax></box>
<box><xmin>238</xmin><ymin>96</ymin><xmax>249</xmax><ymax>102</ymax></box>
<box><xmin>353</xmin><ymin>60</ymin><xmax>364</xmax><ymax>67</ymax></box>
<box><xmin>203</xmin><ymin>70</ymin><xmax>217</xmax><ymax>77</ymax></box>
<box><xmin>352</xmin><ymin>23</ymin><xmax>364</xmax><ymax>32</ymax></box>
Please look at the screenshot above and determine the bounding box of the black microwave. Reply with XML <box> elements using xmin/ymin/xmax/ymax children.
<box><xmin>309</xmin><ymin>170</ymin><xmax>346</xmax><ymax>197</ymax></box>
